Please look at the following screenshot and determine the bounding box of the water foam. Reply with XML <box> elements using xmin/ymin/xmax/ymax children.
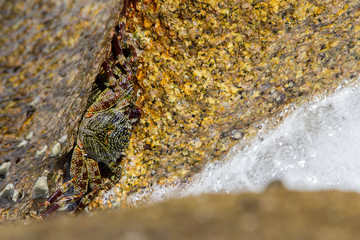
<box><xmin>185</xmin><ymin>85</ymin><xmax>360</xmax><ymax>194</ymax></box>
<box><xmin>128</xmin><ymin>84</ymin><xmax>360</xmax><ymax>205</ymax></box>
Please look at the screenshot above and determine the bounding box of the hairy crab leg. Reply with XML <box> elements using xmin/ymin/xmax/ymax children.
<box><xmin>75</xmin><ymin>179</ymin><xmax>117</xmax><ymax>214</ymax></box>
<box><xmin>116</xmin><ymin>21</ymin><xmax>126</xmax><ymax>43</ymax></box>
<box><xmin>109</xmin><ymin>35</ymin><xmax>136</xmax><ymax>90</ymax></box>
<box><xmin>87</xmin><ymin>159</ymin><xmax>102</xmax><ymax>187</ymax></box>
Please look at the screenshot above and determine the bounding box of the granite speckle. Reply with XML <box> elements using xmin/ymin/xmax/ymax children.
<box><xmin>91</xmin><ymin>0</ymin><xmax>360</xmax><ymax>210</ymax></box>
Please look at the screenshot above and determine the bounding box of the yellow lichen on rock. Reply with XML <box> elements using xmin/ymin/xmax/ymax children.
<box><xmin>88</xmin><ymin>0</ymin><xmax>360</xmax><ymax>209</ymax></box>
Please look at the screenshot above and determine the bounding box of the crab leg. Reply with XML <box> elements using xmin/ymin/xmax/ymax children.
<box><xmin>70</xmin><ymin>141</ymin><xmax>90</xmax><ymax>194</ymax></box>
<box><xmin>112</xmin><ymin>35</ymin><xmax>133</xmax><ymax>77</ymax></box>
<box><xmin>39</xmin><ymin>178</ymin><xmax>76</xmax><ymax>208</ymax></box>
<box><xmin>75</xmin><ymin>160</ymin><xmax>122</xmax><ymax>214</ymax></box>
<box><xmin>87</xmin><ymin>159</ymin><xmax>102</xmax><ymax>185</ymax></box>
<box><xmin>40</xmin><ymin>141</ymin><xmax>86</xmax><ymax>207</ymax></box>
<box><xmin>121</xmin><ymin>0</ymin><xmax>129</xmax><ymax>17</ymax></box>
<box><xmin>103</xmin><ymin>60</ymin><xmax>134</xmax><ymax>99</ymax></box>
<box><xmin>41</xmin><ymin>193</ymin><xmax>84</xmax><ymax>218</ymax></box>
<box><xmin>74</xmin><ymin>158</ymin><xmax>102</xmax><ymax>214</ymax></box>
<box><xmin>85</xmin><ymin>88</ymin><xmax>118</xmax><ymax>118</ymax></box>
<box><xmin>75</xmin><ymin>185</ymin><xmax>116</xmax><ymax>214</ymax></box>
<box><xmin>116</xmin><ymin>21</ymin><xmax>126</xmax><ymax>42</ymax></box>
<box><xmin>118</xmin><ymin>21</ymin><xmax>138</xmax><ymax>61</ymax></box>
<box><xmin>41</xmin><ymin>142</ymin><xmax>90</xmax><ymax>217</ymax></box>
<box><xmin>74</xmin><ymin>190</ymin><xmax>99</xmax><ymax>214</ymax></box>
<box><xmin>85</xmin><ymin>62</ymin><xmax>133</xmax><ymax>118</ymax></box>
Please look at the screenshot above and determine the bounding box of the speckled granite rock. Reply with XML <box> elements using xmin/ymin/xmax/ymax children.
<box><xmin>91</xmin><ymin>0</ymin><xmax>360</xmax><ymax>209</ymax></box>
<box><xmin>0</xmin><ymin>0</ymin><xmax>125</xmax><ymax>221</ymax></box>
<box><xmin>2</xmin><ymin>184</ymin><xmax>360</xmax><ymax>240</ymax></box>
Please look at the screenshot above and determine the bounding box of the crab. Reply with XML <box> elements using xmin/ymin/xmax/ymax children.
<box><xmin>40</xmin><ymin>19</ymin><xmax>141</xmax><ymax>217</ymax></box>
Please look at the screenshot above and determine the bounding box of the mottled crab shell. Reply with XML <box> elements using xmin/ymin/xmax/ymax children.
<box><xmin>79</xmin><ymin>73</ymin><xmax>136</xmax><ymax>163</ymax></box>
<box><xmin>79</xmin><ymin>108</ymin><xmax>133</xmax><ymax>163</ymax></box>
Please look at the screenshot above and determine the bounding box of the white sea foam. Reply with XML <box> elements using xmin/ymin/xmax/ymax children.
<box><xmin>126</xmin><ymin>83</ymin><xmax>360</xmax><ymax>205</ymax></box>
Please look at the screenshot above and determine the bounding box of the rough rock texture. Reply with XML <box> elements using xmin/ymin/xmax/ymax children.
<box><xmin>2</xmin><ymin>184</ymin><xmax>360</xmax><ymax>240</ymax></box>
<box><xmin>1</xmin><ymin>0</ymin><xmax>360</xmax><ymax>223</ymax></box>
<box><xmin>92</xmin><ymin>0</ymin><xmax>360</xmax><ymax>209</ymax></box>
<box><xmin>0</xmin><ymin>0</ymin><xmax>124</xmax><ymax>221</ymax></box>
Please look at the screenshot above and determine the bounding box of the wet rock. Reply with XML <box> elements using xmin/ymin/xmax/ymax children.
<box><xmin>0</xmin><ymin>162</ymin><xmax>11</xmax><ymax>179</ymax></box>
<box><xmin>33</xmin><ymin>176</ymin><xmax>49</xmax><ymax>199</ymax></box>
<box><xmin>0</xmin><ymin>0</ymin><xmax>125</xmax><ymax>221</ymax></box>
